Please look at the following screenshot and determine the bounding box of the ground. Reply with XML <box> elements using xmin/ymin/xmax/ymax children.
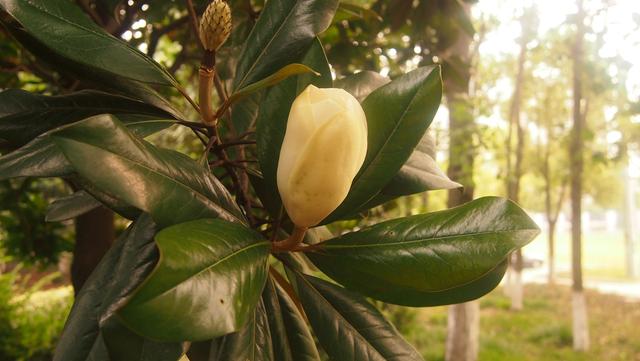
<box><xmin>402</xmin><ymin>284</ymin><xmax>640</xmax><ymax>361</ymax></box>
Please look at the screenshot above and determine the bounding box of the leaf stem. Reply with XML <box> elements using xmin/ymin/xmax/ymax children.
<box><xmin>272</xmin><ymin>226</ymin><xmax>308</xmax><ymax>252</ymax></box>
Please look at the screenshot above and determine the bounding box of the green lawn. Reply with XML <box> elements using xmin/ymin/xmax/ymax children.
<box><xmin>397</xmin><ymin>284</ymin><xmax>640</xmax><ymax>361</ymax></box>
<box><xmin>524</xmin><ymin>229</ymin><xmax>631</xmax><ymax>279</ymax></box>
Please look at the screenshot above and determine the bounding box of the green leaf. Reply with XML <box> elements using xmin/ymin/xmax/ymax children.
<box><xmin>118</xmin><ymin>219</ymin><xmax>270</xmax><ymax>342</ymax></box>
<box><xmin>308</xmin><ymin>197</ymin><xmax>540</xmax><ymax>306</ymax></box>
<box><xmin>45</xmin><ymin>190</ymin><xmax>101</xmax><ymax>222</ymax></box>
<box><xmin>232</xmin><ymin>0</ymin><xmax>338</xmax><ymax>91</ymax></box>
<box><xmin>0</xmin><ymin>0</ymin><xmax>176</xmax><ymax>86</ymax></box>
<box><xmin>291</xmin><ymin>273</ymin><xmax>423</xmax><ymax>361</ymax></box>
<box><xmin>73</xmin><ymin>175</ymin><xmax>141</xmax><ymax>220</ymax></box>
<box><xmin>0</xmin><ymin>115</ymin><xmax>175</xmax><ymax>181</ymax></box>
<box><xmin>262</xmin><ymin>276</ymin><xmax>320</xmax><ymax>361</ymax></box>
<box><xmin>0</xmin><ymin>133</ymin><xmax>73</xmax><ymax>180</ymax></box>
<box><xmin>51</xmin><ymin>115</ymin><xmax>244</xmax><ymax>227</ymax></box>
<box><xmin>363</xmin><ymin>133</ymin><xmax>461</xmax><ymax>209</ymax></box>
<box><xmin>210</xmin><ymin>299</ymin><xmax>274</xmax><ymax>361</ymax></box>
<box><xmin>101</xmin><ymin>317</ymin><xmax>185</xmax><ymax>361</ymax></box>
<box><xmin>54</xmin><ymin>214</ymin><xmax>183</xmax><ymax>361</ymax></box>
<box><xmin>0</xmin><ymin>15</ymin><xmax>182</xmax><ymax>119</ymax></box>
<box><xmin>324</xmin><ymin>66</ymin><xmax>443</xmax><ymax>223</ymax></box>
<box><xmin>0</xmin><ymin>89</ymin><xmax>174</xmax><ymax>149</ymax></box>
<box><xmin>334</xmin><ymin>70</ymin><xmax>389</xmax><ymax>102</ymax></box>
<box><xmin>255</xmin><ymin>38</ymin><xmax>332</xmax><ymax>216</ymax></box>
<box><xmin>228</xmin><ymin>64</ymin><xmax>319</xmax><ymax>109</ymax></box>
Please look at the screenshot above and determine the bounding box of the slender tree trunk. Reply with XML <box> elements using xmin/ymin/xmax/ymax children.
<box><xmin>505</xmin><ymin>11</ymin><xmax>532</xmax><ymax>312</ymax></box>
<box><xmin>71</xmin><ymin>206</ymin><xmax>115</xmax><ymax>294</ymax></box>
<box><xmin>444</xmin><ymin>8</ymin><xmax>478</xmax><ymax>357</ymax></box>
<box><xmin>623</xmin><ymin>166</ymin><xmax>636</xmax><ymax>278</ymax></box>
<box><xmin>547</xmin><ymin>219</ymin><xmax>557</xmax><ymax>285</ymax></box>
<box><xmin>446</xmin><ymin>301</ymin><xmax>479</xmax><ymax>361</ymax></box>
<box><xmin>570</xmin><ymin>0</ymin><xmax>589</xmax><ymax>351</ymax></box>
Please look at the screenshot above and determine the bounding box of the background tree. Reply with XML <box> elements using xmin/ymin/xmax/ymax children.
<box><xmin>504</xmin><ymin>6</ymin><xmax>537</xmax><ymax>311</ymax></box>
<box><xmin>570</xmin><ymin>0</ymin><xmax>590</xmax><ymax>351</ymax></box>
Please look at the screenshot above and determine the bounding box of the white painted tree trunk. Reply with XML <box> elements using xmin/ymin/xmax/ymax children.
<box><xmin>510</xmin><ymin>268</ymin><xmax>523</xmax><ymax>311</ymax></box>
<box><xmin>445</xmin><ymin>301</ymin><xmax>479</xmax><ymax>361</ymax></box>
<box><xmin>572</xmin><ymin>290</ymin><xmax>590</xmax><ymax>351</ymax></box>
<box><xmin>503</xmin><ymin>267</ymin><xmax>512</xmax><ymax>297</ymax></box>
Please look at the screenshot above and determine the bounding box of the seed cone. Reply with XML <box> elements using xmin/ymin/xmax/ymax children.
<box><xmin>199</xmin><ymin>0</ymin><xmax>231</xmax><ymax>51</ymax></box>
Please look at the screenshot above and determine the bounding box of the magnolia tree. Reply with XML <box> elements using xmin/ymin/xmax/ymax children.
<box><xmin>0</xmin><ymin>0</ymin><xmax>539</xmax><ymax>360</ymax></box>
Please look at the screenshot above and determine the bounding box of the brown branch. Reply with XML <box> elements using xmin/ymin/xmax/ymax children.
<box><xmin>185</xmin><ymin>0</ymin><xmax>203</xmax><ymax>51</ymax></box>
<box><xmin>269</xmin><ymin>267</ymin><xmax>305</xmax><ymax>317</ymax></box>
<box><xmin>209</xmin><ymin>126</ymin><xmax>256</xmax><ymax>225</ymax></box>
<box><xmin>213</xmin><ymin>140</ymin><xmax>256</xmax><ymax>151</ymax></box>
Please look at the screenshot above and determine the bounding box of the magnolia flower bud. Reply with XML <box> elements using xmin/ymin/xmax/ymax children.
<box><xmin>277</xmin><ymin>85</ymin><xmax>368</xmax><ymax>228</ymax></box>
<box><xmin>199</xmin><ymin>0</ymin><xmax>231</xmax><ymax>51</ymax></box>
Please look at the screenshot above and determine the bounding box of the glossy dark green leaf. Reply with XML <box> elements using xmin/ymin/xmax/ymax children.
<box><xmin>0</xmin><ymin>133</ymin><xmax>73</xmax><ymax>180</ymax></box>
<box><xmin>334</xmin><ymin>70</ymin><xmax>389</xmax><ymax>102</ymax></box>
<box><xmin>0</xmin><ymin>115</ymin><xmax>175</xmax><ymax>181</ymax></box>
<box><xmin>51</xmin><ymin>115</ymin><xmax>244</xmax><ymax>227</ymax></box>
<box><xmin>308</xmin><ymin>197</ymin><xmax>540</xmax><ymax>306</ymax></box>
<box><xmin>72</xmin><ymin>176</ymin><xmax>142</xmax><ymax>221</ymax></box>
<box><xmin>118</xmin><ymin>219</ymin><xmax>270</xmax><ymax>341</ymax></box>
<box><xmin>54</xmin><ymin>214</ymin><xmax>183</xmax><ymax>361</ymax></box>
<box><xmin>210</xmin><ymin>299</ymin><xmax>274</xmax><ymax>361</ymax></box>
<box><xmin>232</xmin><ymin>0</ymin><xmax>338</xmax><ymax>91</ymax></box>
<box><xmin>262</xmin><ymin>276</ymin><xmax>320</xmax><ymax>361</ymax></box>
<box><xmin>46</xmin><ymin>190</ymin><xmax>101</xmax><ymax>222</ymax></box>
<box><xmin>0</xmin><ymin>0</ymin><xmax>176</xmax><ymax>86</ymax></box>
<box><xmin>255</xmin><ymin>38</ymin><xmax>332</xmax><ymax>215</ymax></box>
<box><xmin>0</xmin><ymin>15</ymin><xmax>181</xmax><ymax>118</ymax></box>
<box><xmin>101</xmin><ymin>317</ymin><xmax>185</xmax><ymax>361</ymax></box>
<box><xmin>292</xmin><ymin>273</ymin><xmax>423</xmax><ymax>361</ymax></box>
<box><xmin>325</xmin><ymin>66</ymin><xmax>443</xmax><ymax>223</ymax></box>
<box><xmin>0</xmin><ymin>89</ymin><xmax>174</xmax><ymax>149</ymax></box>
<box><xmin>368</xmin><ymin>133</ymin><xmax>461</xmax><ymax>206</ymax></box>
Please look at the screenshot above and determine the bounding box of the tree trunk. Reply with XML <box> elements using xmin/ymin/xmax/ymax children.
<box><xmin>446</xmin><ymin>301</ymin><xmax>479</xmax><ymax>361</ymax></box>
<box><xmin>505</xmin><ymin>10</ymin><xmax>532</xmax><ymax>312</ymax></box>
<box><xmin>623</xmin><ymin>167</ymin><xmax>636</xmax><ymax>278</ymax></box>
<box><xmin>444</xmin><ymin>8</ymin><xmax>477</xmax><ymax>357</ymax></box>
<box><xmin>71</xmin><ymin>206</ymin><xmax>115</xmax><ymax>294</ymax></box>
<box><xmin>547</xmin><ymin>219</ymin><xmax>557</xmax><ymax>285</ymax></box>
<box><xmin>570</xmin><ymin>0</ymin><xmax>589</xmax><ymax>351</ymax></box>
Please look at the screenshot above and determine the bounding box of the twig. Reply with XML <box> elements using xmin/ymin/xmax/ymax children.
<box><xmin>184</xmin><ymin>0</ymin><xmax>203</xmax><ymax>51</ymax></box>
<box><xmin>269</xmin><ymin>267</ymin><xmax>305</xmax><ymax>316</ymax></box>
<box><xmin>213</xmin><ymin>140</ymin><xmax>256</xmax><ymax>150</ymax></box>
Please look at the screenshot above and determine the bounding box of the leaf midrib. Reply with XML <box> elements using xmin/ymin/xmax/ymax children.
<box><xmin>54</xmin><ymin>135</ymin><xmax>243</xmax><ymax>224</ymax></box>
<box><xmin>351</xmin><ymin>70</ymin><xmax>438</xmax><ymax>205</ymax></box>
<box><xmin>300</xmin><ymin>275</ymin><xmax>388</xmax><ymax>361</ymax></box>
<box><xmin>141</xmin><ymin>241</ymin><xmax>268</xmax><ymax>305</ymax></box>
<box><xmin>19</xmin><ymin>0</ymin><xmax>172</xmax><ymax>84</ymax></box>
<box><xmin>235</xmin><ymin>1</ymin><xmax>298</xmax><ymax>90</ymax></box>
<box><xmin>319</xmin><ymin>228</ymin><xmax>539</xmax><ymax>250</ymax></box>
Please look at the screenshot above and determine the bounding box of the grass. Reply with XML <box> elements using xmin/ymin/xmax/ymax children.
<box><xmin>400</xmin><ymin>284</ymin><xmax>640</xmax><ymax>361</ymax></box>
<box><xmin>524</xmin><ymin>229</ymin><xmax>632</xmax><ymax>280</ymax></box>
